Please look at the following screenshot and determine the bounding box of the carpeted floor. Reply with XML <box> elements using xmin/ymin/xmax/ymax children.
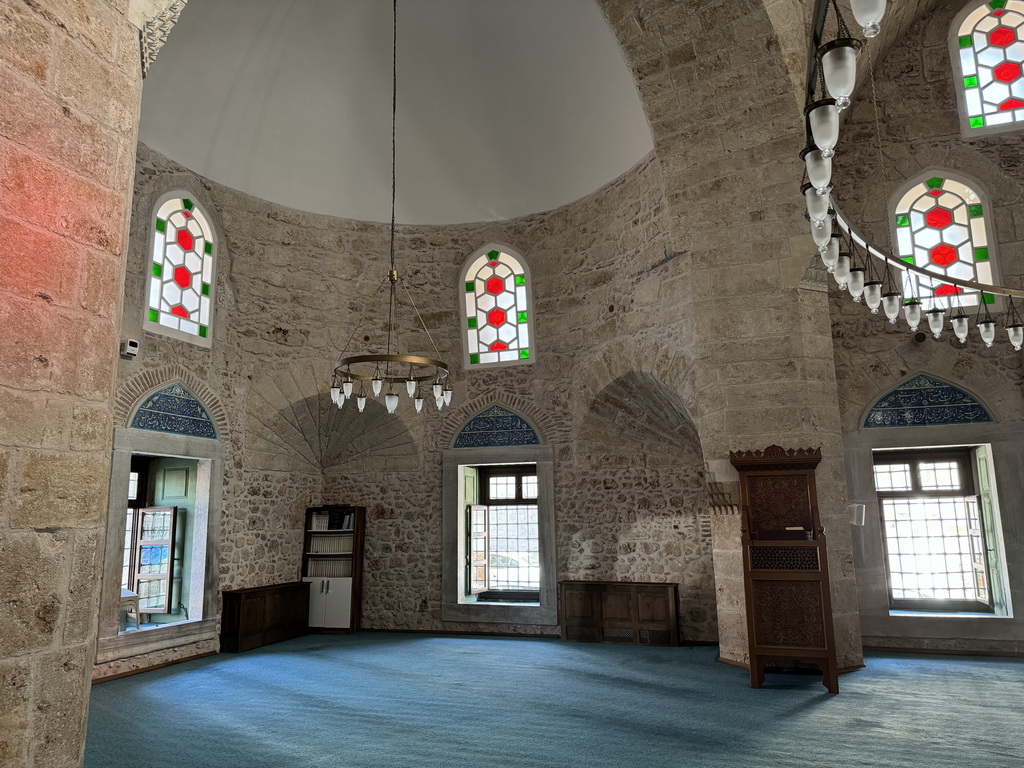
<box><xmin>85</xmin><ymin>633</ymin><xmax>1024</xmax><ymax>768</ymax></box>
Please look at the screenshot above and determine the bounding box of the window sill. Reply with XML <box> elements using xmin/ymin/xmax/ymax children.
<box><xmin>888</xmin><ymin>610</ymin><xmax>1008</xmax><ymax>618</ymax></box>
<box><xmin>96</xmin><ymin>617</ymin><xmax>217</xmax><ymax>663</ymax></box>
<box><xmin>441</xmin><ymin>600</ymin><xmax>556</xmax><ymax>625</ymax></box>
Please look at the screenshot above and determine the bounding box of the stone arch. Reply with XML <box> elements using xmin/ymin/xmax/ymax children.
<box><xmin>451</xmin><ymin>404</ymin><xmax>541</xmax><ymax>449</ymax></box>
<box><xmin>860</xmin><ymin>371</ymin><xmax>996</xmax><ymax>429</ymax></box>
<box><xmin>437</xmin><ymin>390</ymin><xmax>559</xmax><ymax>449</ymax></box>
<box><xmin>116</xmin><ymin>364</ymin><xmax>229</xmax><ymax>436</ymax></box>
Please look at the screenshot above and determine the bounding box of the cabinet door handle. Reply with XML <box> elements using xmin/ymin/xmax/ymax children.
<box><xmin>326</xmin><ymin>580</ymin><xmax>330</xmax><ymax>594</ymax></box>
<box><xmin>320</xmin><ymin>579</ymin><xmax>325</xmax><ymax>593</ymax></box>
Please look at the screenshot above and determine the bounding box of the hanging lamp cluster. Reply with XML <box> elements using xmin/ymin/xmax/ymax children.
<box><xmin>801</xmin><ymin>0</ymin><xmax>1024</xmax><ymax>350</ymax></box>
<box><xmin>330</xmin><ymin>0</ymin><xmax>452</xmax><ymax>415</ymax></box>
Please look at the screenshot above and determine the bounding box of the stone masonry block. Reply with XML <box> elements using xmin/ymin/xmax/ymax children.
<box><xmin>28</xmin><ymin>0</ymin><xmax>120</xmax><ymax>63</ymax></box>
<box><xmin>63</xmin><ymin>529</ymin><xmax>102</xmax><ymax>644</ymax></box>
<box><xmin>0</xmin><ymin>2</ymin><xmax>54</xmax><ymax>85</ymax></box>
<box><xmin>0</xmin><ymin>659</ymin><xmax>29</xmax><ymax>765</ymax></box>
<box><xmin>14</xmin><ymin>451</ymin><xmax>110</xmax><ymax>528</ymax></box>
<box><xmin>0</xmin><ymin>387</ymin><xmax>70</xmax><ymax>449</ymax></box>
<box><xmin>31</xmin><ymin>646</ymin><xmax>90</xmax><ymax>767</ymax></box>
<box><xmin>0</xmin><ymin>532</ymin><xmax>66</xmax><ymax>656</ymax></box>
<box><xmin>0</xmin><ymin>214</ymin><xmax>80</xmax><ymax>308</ymax></box>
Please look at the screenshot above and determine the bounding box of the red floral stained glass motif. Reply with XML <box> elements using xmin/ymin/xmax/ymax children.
<box><xmin>935</xmin><ymin>284</ymin><xmax>963</xmax><ymax>296</ymax></box>
<box><xmin>485</xmin><ymin>276</ymin><xmax>505</xmax><ymax>295</ymax></box>
<box><xmin>925</xmin><ymin>208</ymin><xmax>952</xmax><ymax>228</ymax></box>
<box><xmin>930</xmin><ymin>245</ymin><xmax>958</xmax><ymax>267</ymax></box>
<box><xmin>174</xmin><ymin>266</ymin><xmax>192</xmax><ymax>289</ymax></box>
<box><xmin>149</xmin><ymin>196</ymin><xmax>215</xmax><ymax>341</ymax></box>
<box><xmin>489</xmin><ymin>341</ymin><xmax>508</xmax><ymax>351</ymax></box>
<box><xmin>1000</xmin><ymin>98</ymin><xmax>1024</xmax><ymax>111</ymax></box>
<box><xmin>171</xmin><ymin>305</ymin><xmax>190</xmax><ymax>318</ymax></box>
<box><xmin>177</xmin><ymin>229</ymin><xmax>194</xmax><ymax>250</ymax></box>
<box><xmin>487</xmin><ymin>308</ymin><xmax>507</xmax><ymax>327</ymax></box>
<box><xmin>994</xmin><ymin>62</ymin><xmax>1021</xmax><ymax>82</ymax></box>
<box><xmin>928</xmin><ymin>189</ymin><xmax>942</xmax><ymax>197</ymax></box>
<box><xmin>989</xmin><ymin>26</ymin><xmax>1016</xmax><ymax>47</ymax></box>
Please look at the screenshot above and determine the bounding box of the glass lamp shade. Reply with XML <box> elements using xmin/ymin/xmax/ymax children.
<box><xmin>951</xmin><ymin>315</ymin><xmax>970</xmax><ymax>343</ymax></box>
<box><xmin>330</xmin><ymin>386</ymin><xmax>340</xmax><ymax>405</ymax></box>
<box><xmin>926</xmin><ymin>308</ymin><xmax>945</xmax><ymax>339</ymax></box>
<box><xmin>820</xmin><ymin>236</ymin><xmax>840</xmax><ymax>272</ymax></box>
<box><xmin>356</xmin><ymin>394</ymin><xmax>367</xmax><ymax>413</ymax></box>
<box><xmin>851</xmin><ymin>0</ymin><xmax>887</xmax><ymax>38</ymax></box>
<box><xmin>336</xmin><ymin>395</ymin><xmax>344</xmax><ymax>410</ymax></box>
<box><xmin>803</xmin><ymin>183</ymin><xmax>830</xmax><ymax>225</ymax></box>
<box><xmin>805</xmin><ymin>98</ymin><xmax>839</xmax><ymax>158</ymax></box>
<box><xmin>848</xmin><ymin>267</ymin><xmax>866</xmax><ymax>300</ymax></box>
<box><xmin>432</xmin><ymin>382</ymin><xmax>443</xmax><ymax>399</ymax></box>
<box><xmin>371</xmin><ymin>377</ymin><xmax>383</xmax><ymax>396</ymax></box>
<box><xmin>812</xmin><ymin>215</ymin><xmax>833</xmax><ymax>249</ymax></box>
<box><xmin>833</xmin><ymin>253</ymin><xmax>851</xmax><ymax>286</ymax></box>
<box><xmin>818</xmin><ymin>39</ymin><xmax>862</xmax><ymax>110</ymax></box>
<box><xmin>881</xmin><ymin>292</ymin><xmax>901</xmax><ymax>323</ymax></box>
<box><xmin>903</xmin><ymin>299</ymin><xmax>922</xmax><ymax>331</ymax></box>
<box><xmin>1007</xmin><ymin>323</ymin><xmax>1024</xmax><ymax>351</ymax></box>
<box><xmin>414</xmin><ymin>396</ymin><xmax>424</xmax><ymax>413</ymax></box>
<box><xmin>435</xmin><ymin>397</ymin><xmax>444</xmax><ymax>411</ymax></box>
<box><xmin>443</xmin><ymin>387</ymin><xmax>453</xmax><ymax>406</ymax></box>
<box><xmin>406</xmin><ymin>379</ymin><xmax>417</xmax><ymax>397</ymax></box>
<box><xmin>342</xmin><ymin>379</ymin><xmax>354</xmax><ymax>399</ymax></box>
<box><xmin>385</xmin><ymin>391</ymin><xmax>399</xmax><ymax>413</ymax></box>
<box><xmin>800</xmin><ymin>146</ymin><xmax>832</xmax><ymax>194</ymax></box>
<box><xmin>864</xmin><ymin>281</ymin><xmax>883</xmax><ymax>312</ymax></box>
<box><xmin>978</xmin><ymin>319</ymin><xmax>996</xmax><ymax>347</ymax></box>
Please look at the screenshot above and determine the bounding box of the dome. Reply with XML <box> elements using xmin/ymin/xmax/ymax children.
<box><xmin>139</xmin><ymin>0</ymin><xmax>654</xmax><ymax>225</ymax></box>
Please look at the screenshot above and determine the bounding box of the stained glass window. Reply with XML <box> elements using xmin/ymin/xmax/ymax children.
<box><xmin>954</xmin><ymin>0</ymin><xmax>1024</xmax><ymax>132</ymax></box>
<box><xmin>145</xmin><ymin>194</ymin><xmax>215</xmax><ymax>345</ymax></box>
<box><xmin>892</xmin><ymin>175</ymin><xmax>995</xmax><ymax>307</ymax></box>
<box><xmin>461</xmin><ymin>247</ymin><xmax>533</xmax><ymax>367</ymax></box>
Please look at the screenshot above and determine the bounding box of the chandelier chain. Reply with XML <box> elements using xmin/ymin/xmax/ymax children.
<box><xmin>389</xmin><ymin>0</ymin><xmax>397</xmax><ymax>275</ymax></box>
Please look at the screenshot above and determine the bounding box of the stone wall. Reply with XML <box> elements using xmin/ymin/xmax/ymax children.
<box><xmin>830</xmin><ymin>0</ymin><xmax>1024</xmax><ymax>653</ymax></box>
<box><xmin>0</xmin><ymin>0</ymin><xmax>143</xmax><ymax>764</ymax></box>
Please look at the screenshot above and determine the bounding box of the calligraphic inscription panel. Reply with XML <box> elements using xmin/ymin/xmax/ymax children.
<box><xmin>865</xmin><ymin>374</ymin><xmax>992</xmax><ymax>428</ymax></box>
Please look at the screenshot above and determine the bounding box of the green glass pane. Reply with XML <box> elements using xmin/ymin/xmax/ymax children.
<box><xmin>959</xmin><ymin>35</ymin><xmax>972</xmax><ymax>49</ymax></box>
<box><xmin>970</xmin><ymin>116</ymin><xmax>985</xmax><ymax>128</ymax></box>
<box><xmin>204</xmin><ymin>241</ymin><xmax>212</xmax><ymax>254</ymax></box>
<box><xmin>964</xmin><ymin>76</ymin><xmax>979</xmax><ymax>88</ymax></box>
<box><xmin>969</xmin><ymin>204</ymin><xmax>983</xmax><ymax>218</ymax></box>
<box><xmin>517</xmin><ymin>311</ymin><xmax>528</xmax><ymax>323</ymax></box>
<box><xmin>199</xmin><ymin>325</ymin><xmax>208</xmax><ymax>338</ymax></box>
<box><xmin>465</xmin><ymin>281</ymin><xmax>474</xmax><ymax>292</ymax></box>
<box><xmin>990</xmin><ymin>0</ymin><xmax>1006</xmax><ymax>9</ymax></box>
<box><xmin>155</xmin><ymin>218</ymin><xmax>166</xmax><ymax>232</ymax></box>
<box><xmin>983</xmin><ymin>293</ymin><xmax>995</xmax><ymax>305</ymax></box>
<box><xmin>469</xmin><ymin>353</ymin><xmax>480</xmax><ymax>365</ymax></box>
<box><xmin>152</xmin><ymin>263</ymin><xmax>162</xmax><ymax>277</ymax></box>
<box><xmin>901</xmin><ymin>256</ymin><xmax>915</xmax><ymax>265</ymax></box>
<box><xmin>182</xmin><ymin>198</ymin><xmax>194</xmax><ymax>211</ymax></box>
<box><xmin>925</xmin><ymin>177</ymin><xmax>944</xmax><ymax>189</ymax></box>
<box><xmin>201</xmin><ymin>282</ymin><xmax>210</xmax><ymax>296</ymax></box>
<box><xmin>514</xmin><ymin>275</ymin><xmax>526</xmax><ymax>286</ymax></box>
<box><xmin>487</xmin><ymin>250</ymin><xmax>500</xmax><ymax>259</ymax></box>
<box><xmin>518</xmin><ymin>349</ymin><xmax>530</xmax><ymax>360</ymax></box>
<box><xmin>974</xmin><ymin>247</ymin><xmax>989</xmax><ymax>261</ymax></box>
<box><xmin>895</xmin><ymin>214</ymin><xmax>910</xmax><ymax>227</ymax></box>
<box><xmin>467</xmin><ymin>318</ymin><xmax>477</xmax><ymax>329</ymax></box>
<box><xmin>148</xmin><ymin>308</ymin><xmax>159</xmax><ymax>322</ymax></box>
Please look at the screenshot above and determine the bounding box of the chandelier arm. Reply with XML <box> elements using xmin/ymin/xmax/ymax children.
<box><xmin>401</xmin><ymin>279</ymin><xmax>444</xmax><ymax>359</ymax></box>
<box><xmin>337</xmin><ymin>275</ymin><xmax>389</xmax><ymax>363</ymax></box>
<box><xmin>833</xmin><ymin>206</ymin><xmax>1024</xmax><ymax>300</ymax></box>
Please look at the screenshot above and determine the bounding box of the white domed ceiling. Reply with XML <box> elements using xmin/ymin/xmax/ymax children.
<box><xmin>139</xmin><ymin>0</ymin><xmax>653</xmax><ymax>225</ymax></box>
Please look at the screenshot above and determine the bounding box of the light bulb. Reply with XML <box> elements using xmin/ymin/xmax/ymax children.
<box><xmin>414</xmin><ymin>396</ymin><xmax>424</xmax><ymax>413</ymax></box>
<box><xmin>927</xmin><ymin>309</ymin><xmax>945</xmax><ymax>339</ymax></box>
<box><xmin>406</xmin><ymin>378</ymin><xmax>417</xmax><ymax>397</ymax></box>
<box><xmin>820</xmin><ymin>236</ymin><xmax>840</xmax><ymax>272</ymax></box>
<box><xmin>357</xmin><ymin>395</ymin><xmax>367</xmax><ymax>413</ymax></box>
<box><xmin>443</xmin><ymin>387</ymin><xmax>452</xmax><ymax>406</ymax></box>
<box><xmin>851</xmin><ymin>0</ymin><xmax>887</xmax><ymax>38</ymax></box>
<box><xmin>882</xmin><ymin>292</ymin><xmax>901</xmax><ymax>323</ymax></box>
<box><xmin>833</xmin><ymin>254</ymin><xmax>851</xmax><ymax>287</ymax></box>
<box><xmin>801</xmin><ymin>146</ymin><xmax>832</xmax><ymax>195</ymax></box>
<box><xmin>904</xmin><ymin>299</ymin><xmax>922</xmax><ymax>332</ymax></box>
<box><xmin>951</xmin><ymin>315</ymin><xmax>969</xmax><ymax>343</ymax></box>
<box><xmin>805</xmin><ymin>99</ymin><xmax>839</xmax><ymax>158</ymax></box>
<box><xmin>864</xmin><ymin>281</ymin><xmax>883</xmax><ymax>313</ymax></box>
<box><xmin>978</xmin><ymin>319</ymin><xmax>996</xmax><ymax>347</ymax></box>
<box><xmin>330</xmin><ymin>386</ymin><xmax>340</xmax><ymax>405</ymax></box>
<box><xmin>385</xmin><ymin>391</ymin><xmax>399</xmax><ymax>413</ymax></box>
<box><xmin>812</xmin><ymin>215</ymin><xmax>833</xmax><ymax>249</ymax></box>
<box><xmin>1007</xmin><ymin>323</ymin><xmax>1024</xmax><ymax>351</ymax></box>
<box><xmin>818</xmin><ymin>39</ymin><xmax>861</xmax><ymax>111</ymax></box>
<box><xmin>371</xmin><ymin>377</ymin><xmax>383</xmax><ymax>397</ymax></box>
<box><xmin>804</xmin><ymin>183</ymin><xmax>830</xmax><ymax>226</ymax></box>
<box><xmin>342</xmin><ymin>379</ymin><xmax>354</xmax><ymax>399</ymax></box>
<box><xmin>848</xmin><ymin>267</ymin><xmax>866</xmax><ymax>300</ymax></box>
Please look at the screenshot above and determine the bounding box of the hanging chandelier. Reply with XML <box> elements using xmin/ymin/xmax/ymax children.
<box><xmin>801</xmin><ymin>0</ymin><xmax>1024</xmax><ymax>350</ymax></box>
<box><xmin>331</xmin><ymin>0</ymin><xmax>452</xmax><ymax>415</ymax></box>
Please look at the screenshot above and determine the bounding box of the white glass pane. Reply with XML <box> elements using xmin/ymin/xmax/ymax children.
<box><xmin>479</xmin><ymin>351</ymin><xmax>499</xmax><ymax>364</ymax></box>
<box><xmin>499</xmin><ymin>350</ymin><xmax>518</xmax><ymax>362</ymax></box>
<box><xmin>988</xmin><ymin>111</ymin><xmax>1014</xmax><ymax>125</ymax></box>
<box><xmin>148</xmin><ymin>277</ymin><xmax>161</xmax><ymax>310</ymax></box>
<box><xmin>179</xmin><ymin>319</ymin><xmax>199</xmax><ymax>336</ymax></box>
<box><xmin>519</xmin><ymin>324</ymin><xmax>530</xmax><ymax>348</ymax></box>
<box><xmin>152</xmin><ymin>231</ymin><xmax>165</xmax><ymax>260</ymax></box>
<box><xmin>157</xmin><ymin>199</ymin><xmax>179</xmax><ymax>218</ymax></box>
<box><xmin>873</xmin><ymin>463</ymin><xmax>912</xmax><ymax>492</ymax></box>
<box><xmin>159</xmin><ymin>312</ymin><xmax>178</xmax><ymax>329</ymax></box>
<box><xmin>896</xmin><ymin>227</ymin><xmax>913</xmax><ymax>255</ymax></box>
<box><xmin>966</xmin><ymin>88</ymin><xmax>983</xmax><ymax>115</ymax></box>
<box><xmin>162</xmin><ymin>281</ymin><xmax>180</xmax><ymax>304</ymax></box>
<box><xmin>199</xmin><ymin>296</ymin><xmax>210</xmax><ymax>325</ymax></box>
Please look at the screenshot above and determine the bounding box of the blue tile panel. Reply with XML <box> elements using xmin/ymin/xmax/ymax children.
<box><xmin>864</xmin><ymin>374</ymin><xmax>992</xmax><ymax>428</ymax></box>
<box><xmin>453</xmin><ymin>404</ymin><xmax>540</xmax><ymax>447</ymax></box>
<box><xmin>130</xmin><ymin>383</ymin><xmax>217</xmax><ymax>439</ymax></box>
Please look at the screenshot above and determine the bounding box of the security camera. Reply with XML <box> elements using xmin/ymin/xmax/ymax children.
<box><xmin>120</xmin><ymin>339</ymin><xmax>140</xmax><ymax>359</ymax></box>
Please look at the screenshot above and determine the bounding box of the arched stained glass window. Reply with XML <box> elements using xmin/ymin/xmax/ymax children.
<box><xmin>953</xmin><ymin>0</ymin><xmax>1024</xmax><ymax>133</ymax></box>
<box><xmin>460</xmin><ymin>246</ymin><xmax>533</xmax><ymax>368</ymax></box>
<box><xmin>144</xmin><ymin>193</ymin><xmax>216</xmax><ymax>346</ymax></box>
<box><xmin>892</xmin><ymin>174</ymin><xmax>995</xmax><ymax>308</ymax></box>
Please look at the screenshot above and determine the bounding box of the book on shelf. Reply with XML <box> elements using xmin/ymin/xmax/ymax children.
<box><xmin>309</xmin><ymin>534</ymin><xmax>354</xmax><ymax>555</ymax></box>
<box><xmin>306</xmin><ymin>558</ymin><xmax>353</xmax><ymax>578</ymax></box>
<box><xmin>310</xmin><ymin>510</ymin><xmax>355</xmax><ymax>531</ymax></box>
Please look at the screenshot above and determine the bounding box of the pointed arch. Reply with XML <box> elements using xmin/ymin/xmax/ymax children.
<box><xmin>452</xmin><ymin>404</ymin><xmax>541</xmax><ymax>449</ymax></box>
<box><xmin>144</xmin><ymin>190</ymin><xmax>218</xmax><ymax>346</ymax></box>
<box><xmin>115</xmin><ymin>364</ymin><xmax>229</xmax><ymax>437</ymax></box>
<box><xmin>459</xmin><ymin>244</ymin><xmax>534</xmax><ymax>368</ymax></box>
<box><xmin>863</xmin><ymin>372</ymin><xmax>994</xmax><ymax>428</ymax></box>
<box><xmin>951</xmin><ymin>1</ymin><xmax>1024</xmax><ymax>135</ymax></box>
<box><xmin>890</xmin><ymin>170</ymin><xmax>1000</xmax><ymax>308</ymax></box>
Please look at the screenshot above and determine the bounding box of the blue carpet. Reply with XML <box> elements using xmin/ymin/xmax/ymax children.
<box><xmin>85</xmin><ymin>633</ymin><xmax>1024</xmax><ymax>768</ymax></box>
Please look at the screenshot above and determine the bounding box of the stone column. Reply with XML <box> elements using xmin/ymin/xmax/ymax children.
<box><xmin>0</xmin><ymin>0</ymin><xmax>144</xmax><ymax>764</ymax></box>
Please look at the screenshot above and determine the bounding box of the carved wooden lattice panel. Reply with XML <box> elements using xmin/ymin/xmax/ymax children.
<box><xmin>746</xmin><ymin>475</ymin><xmax>812</xmax><ymax>532</ymax></box>
<box><xmin>751</xmin><ymin>581</ymin><xmax>825</xmax><ymax>649</ymax></box>
<box><xmin>750</xmin><ymin>546</ymin><xmax>819</xmax><ymax>571</ymax></box>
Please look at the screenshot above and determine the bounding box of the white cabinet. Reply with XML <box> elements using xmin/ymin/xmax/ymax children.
<box><xmin>303</xmin><ymin>577</ymin><xmax>353</xmax><ymax>629</ymax></box>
